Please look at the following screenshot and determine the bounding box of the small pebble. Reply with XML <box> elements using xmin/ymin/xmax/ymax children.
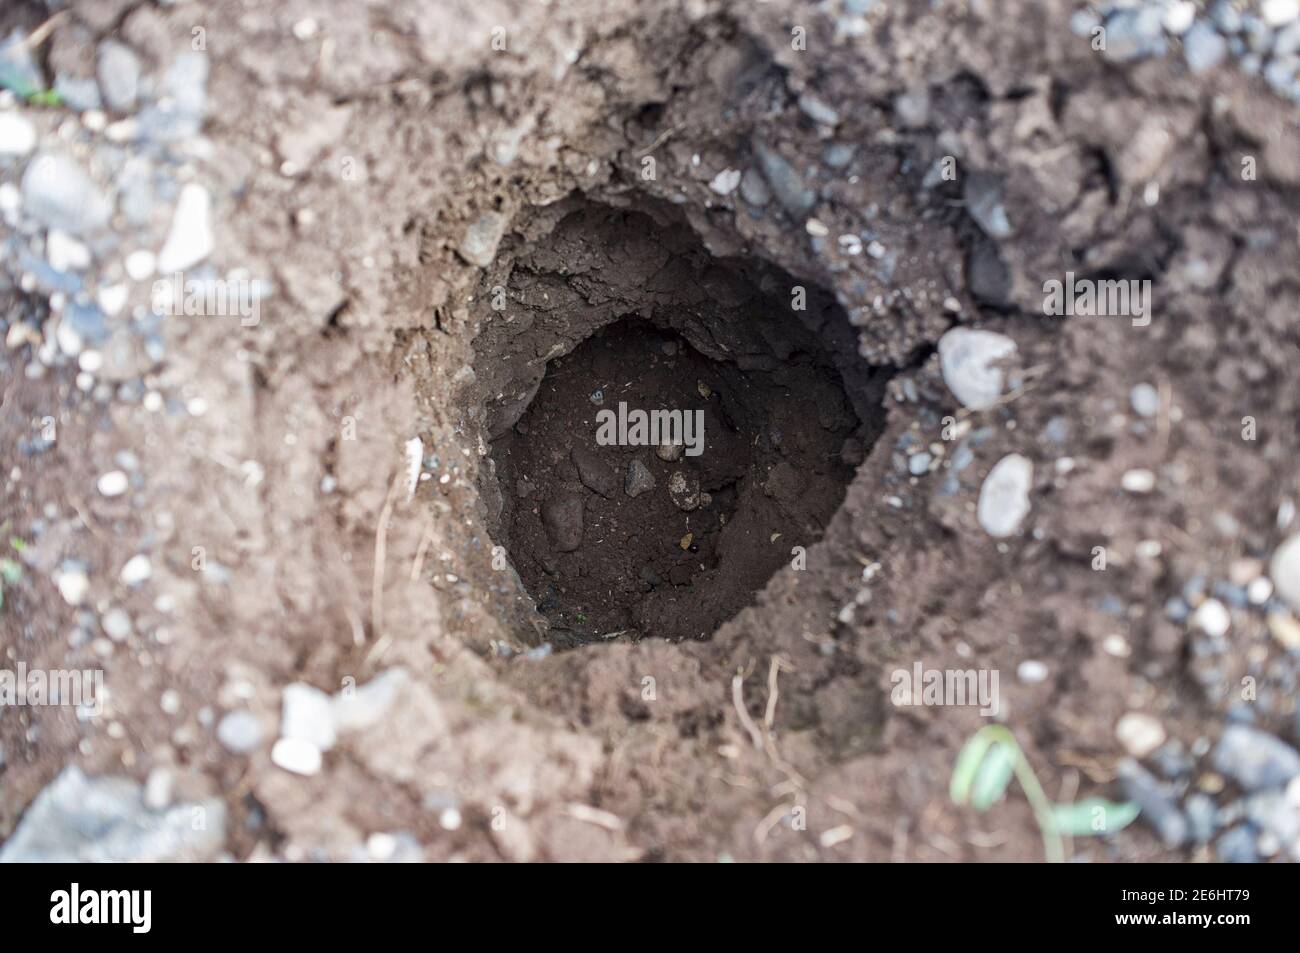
<box><xmin>1121</xmin><ymin>468</ymin><xmax>1156</xmax><ymax>493</ymax></box>
<box><xmin>119</xmin><ymin>554</ymin><xmax>152</xmax><ymax>586</ymax></box>
<box><xmin>271</xmin><ymin>737</ymin><xmax>322</xmax><ymax>776</ymax></box>
<box><xmin>1130</xmin><ymin>382</ymin><xmax>1159</xmax><ymax>418</ymax></box>
<box><xmin>1193</xmin><ymin>598</ymin><xmax>1230</xmax><ymax>637</ymax></box>
<box><xmin>1017</xmin><ymin>660</ymin><xmax>1048</xmax><ymax>683</ymax></box>
<box><xmin>216</xmin><ymin>710</ymin><xmax>264</xmax><ymax>754</ymax></box>
<box><xmin>1117</xmin><ymin>712</ymin><xmax>1167</xmax><ymax>758</ymax></box>
<box><xmin>97</xmin><ymin>470</ymin><xmax>129</xmax><ymax>497</ymax></box>
<box><xmin>977</xmin><ymin>454</ymin><xmax>1033</xmax><ymax>538</ymax></box>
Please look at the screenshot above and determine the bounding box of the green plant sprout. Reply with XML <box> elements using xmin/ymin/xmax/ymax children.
<box><xmin>950</xmin><ymin>724</ymin><xmax>1139</xmax><ymax>863</ymax></box>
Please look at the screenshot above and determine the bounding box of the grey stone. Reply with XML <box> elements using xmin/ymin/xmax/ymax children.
<box><xmin>967</xmin><ymin>239</ymin><xmax>1010</xmax><ymax>307</ymax></box>
<box><xmin>101</xmin><ymin>607</ymin><xmax>131</xmax><ymax>641</ymax></box>
<box><xmin>62</xmin><ymin>300</ymin><xmax>109</xmax><ymax>346</ymax></box>
<box><xmin>1215</xmin><ymin>824</ymin><xmax>1259</xmax><ymax>863</ymax></box>
<box><xmin>541</xmin><ymin>496</ymin><xmax>584</xmax><ymax>552</ymax></box>
<box><xmin>753</xmin><ymin>142</ymin><xmax>815</xmax><ymax>219</ymax></box>
<box><xmin>97</xmin><ymin>40</ymin><xmax>141</xmax><ymax>112</ymax></box>
<box><xmin>458</xmin><ymin>211</ymin><xmax>508</xmax><ymax>267</ymax></box>
<box><xmin>739</xmin><ymin>168</ymin><xmax>770</xmax><ymax>207</ymax></box>
<box><xmin>1212</xmin><ymin>0</ymin><xmax>1243</xmax><ymax>33</ymax></box>
<box><xmin>1245</xmin><ymin>790</ymin><xmax>1300</xmax><ymax>858</ymax></box>
<box><xmin>1184</xmin><ymin>792</ymin><xmax>1218</xmax><ymax>844</ymax></box>
<box><xmin>668</xmin><ymin>470</ymin><xmax>701</xmax><ymax>512</ymax></box>
<box><xmin>822</xmin><ymin>143</ymin><xmax>856</xmax><ymax>169</ymax></box>
<box><xmin>0</xmin><ymin>30</ymin><xmax>45</xmax><ymax>96</ymax></box>
<box><xmin>1212</xmin><ymin>724</ymin><xmax>1300</xmax><ymax>791</ymax></box>
<box><xmin>21</xmin><ymin>154</ymin><xmax>113</xmax><ymax>235</ymax></box>
<box><xmin>216</xmin><ymin>710</ymin><xmax>263</xmax><ymax>754</ymax></box>
<box><xmin>1269</xmin><ymin>533</ymin><xmax>1300</xmax><ymax>611</ymax></box>
<box><xmin>1130</xmin><ymin>382</ymin><xmax>1159</xmax><ymax>418</ymax></box>
<box><xmin>1118</xmin><ymin>758</ymin><xmax>1189</xmax><ymax>847</ymax></box>
<box><xmin>1184</xmin><ymin>21</ymin><xmax>1230</xmax><ymax>73</ymax></box>
<box><xmin>624</xmin><ymin>457</ymin><xmax>656</xmax><ymax>498</ymax></box>
<box><xmin>332</xmin><ymin>668</ymin><xmax>409</xmax><ymax>734</ymax></box>
<box><xmin>797</xmin><ymin>92</ymin><xmax>839</xmax><ymax>126</ymax></box>
<box><xmin>964</xmin><ymin>171</ymin><xmax>1013</xmax><ymax>239</ymax></box>
<box><xmin>0</xmin><ymin>765</ymin><xmax>225</xmax><ymax>862</ymax></box>
<box><xmin>1102</xmin><ymin>8</ymin><xmax>1168</xmax><ymax>62</ymax></box>
<box><xmin>570</xmin><ymin>446</ymin><xmax>619</xmax><ymax>499</ymax></box>
<box><xmin>894</xmin><ymin>87</ymin><xmax>930</xmax><ymax>128</ymax></box>
<box><xmin>938</xmin><ymin>327</ymin><xmax>1017</xmax><ymax>410</ymax></box>
<box><xmin>978</xmin><ymin>453</ymin><xmax>1033</xmax><ymax>538</ymax></box>
<box><xmin>54</xmin><ymin>74</ymin><xmax>102</xmax><ymax>112</ymax></box>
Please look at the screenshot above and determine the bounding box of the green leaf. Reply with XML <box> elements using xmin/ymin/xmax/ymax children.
<box><xmin>0</xmin><ymin>559</ymin><xmax>20</xmax><ymax>584</ymax></box>
<box><xmin>950</xmin><ymin>729</ymin><xmax>997</xmax><ymax>805</ymax></box>
<box><xmin>27</xmin><ymin>89</ymin><xmax>63</xmax><ymax>108</ymax></box>
<box><xmin>1049</xmin><ymin>798</ymin><xmax>1140</xmax><ymax>836</ymax></box>
<box><xmin>970</xmin><ymin>740</ymin><xmax>1017</xmax><ymax>811</ymax></box>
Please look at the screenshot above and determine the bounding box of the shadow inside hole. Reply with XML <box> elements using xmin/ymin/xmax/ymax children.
<box><xmin>473</xmin><ymin>199</ymin><xmax>889</xmax><ymax>647</ymax></box>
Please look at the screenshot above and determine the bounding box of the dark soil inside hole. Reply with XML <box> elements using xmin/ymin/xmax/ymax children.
<box><xmin>490</xmin><ymin>316</ymin><xmax>872</xmax><ymax>646</ymax></box>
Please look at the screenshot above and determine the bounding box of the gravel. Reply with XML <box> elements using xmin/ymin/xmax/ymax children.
<box><xmin>21</xmin><ymin>153</ymin><xmax>113</xmax><ymax>235</ymax></box>
<box><xmin>0</xmin><ymin>766</ymin><xmax>225</xmax><ymax>862</ymax></box>
<box><xmin>1212</xmin><ymin>724</ymin><xmax>1300</xmax><ymax>791</ymax></box>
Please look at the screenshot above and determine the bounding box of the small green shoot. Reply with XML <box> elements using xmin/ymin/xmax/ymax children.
<box><xmin>950</xmin><ymin>724</ymin><xmax>1139</xmax><ymax>862</ymax></box>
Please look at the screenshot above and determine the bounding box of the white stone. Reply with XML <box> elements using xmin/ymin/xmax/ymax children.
<box><xmin>119</xmin><ymin>554</ymin><xmax>152</xmax><ymax>586</ymax></box>
<box><xmin>55</xmin><ymin>566</ymin><xmax>90</xmax><ymax>606</ymax></box>
<box><xmin>216</xmin><ymin>710</ymin><xmax>263</xmax><ymax>754</ymax></box>
<box><xmin>332</xmin><ymin>668</ymin><xmax>409</xmax><ymax>734</ymax></box>
<box><xmin>0</xmin><ymin>112</ymin><xmax>36</xmax><ymax>156</ymax></box>
<box><xmin>281</xmin><ymin>683</ymin><xmax>337</xmax><ymax>752</ymax></box>
<box><xmin>1121</xmin><ymin>468</ymin><xmax>1156</xmax><ymax>493</ymax></box>
<box><xmin>97</xmin><ymin>283</ymin><xmax>128</xmax><ymax>316</ymax></box>
<box><xmin>1270</xmin><ymin>533</ymin><xmax>1300</xmax><ymax>612</ymax></box>
<box><xmin>157</xmin><ymin>184</ymin><xmax>213</xmax><ymax>273</ymax></box>
<box><xmin>938</xmin><ymin>327</ymin><xmax>1017</xmax><ymax>410</ymax></box>
<box><xmin>125</xmin><ymin>250</ymin><xmax>156</xmax><ymax>281</ymax></box>
<box><xmin>46</xmin><ymin>230</ymin><xmax>91</xmax><ymax>272</ymax></box>
<box><xmin>1116</xmin><ymin>712</ymin><xmax>1166</xmax><ymax>758</ymax></box>
<box><xmin>270</xmin><ymin>737</ymin><xmax>321</xmax><ymax>776</ymax></box>
<box><xmin>977</xmin><ymin>453</ymin><xmax>1033</xmax><ymax>538</ymax></box>
<box><xmin>709</xmin><ymin>168</ymin><xmax>742</xmax><ymax>195</ymax></box>
<box><xmin>1162</xmin><ymin>0</ymin><xmax>1196</xmax><ymax>34</ymax></box>
<box><xmin>97</xmin><ymin>470</ymin><xmax>129</xmax><ymax>497</ymax></box>
<box><xmin>1263</xmin><ymin>0</ymin><xmax>1300</xmax><ymax>27</ymax></box>
<box><xmin>1193</xmin><ymin>598</ymin><xmax>1230</xmax><ymax>638</ymax></box>
<box><xmin>1017</xmin><ymin>660</ymin><xmax>1049</xmax><ymax>683</ymax></box>
<box><xmin>143</xmin><ymin>767</ymin><xmax>173</xmax><ymax>810</ymax></box>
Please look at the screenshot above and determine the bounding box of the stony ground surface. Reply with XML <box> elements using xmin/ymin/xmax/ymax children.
<box><xmin>3</xmin><ymin>0</ymin><xmax>1300</xmax><ymax>862</ymax></box>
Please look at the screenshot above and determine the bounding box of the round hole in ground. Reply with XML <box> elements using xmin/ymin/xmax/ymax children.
<box><xmin>471</xmin><ymin>198</ymin><xmax>890</xmax><ymax>648</ymax></box>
